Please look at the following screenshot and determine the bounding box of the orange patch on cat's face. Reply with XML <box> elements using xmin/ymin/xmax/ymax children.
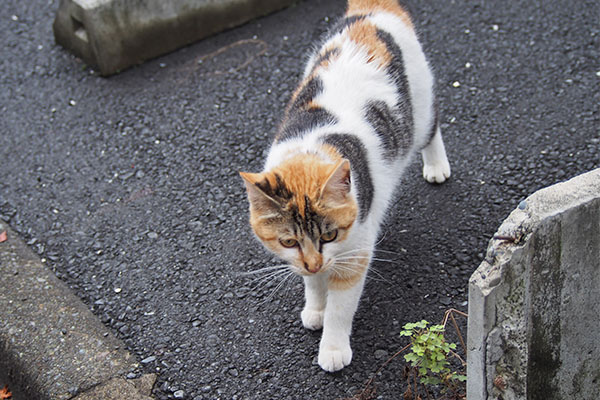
<box><xmin>346</xmin><ymin>20</ymin><xmax>391</xmax><ymax>67</ymax></box>
<box><xmin>271</xmin><ymin>153</ymin><xmax>337</xmax><ymax>216</ymax></box>
<box><xmin>346</xmin><ymin>0</ymin><xmax>413</xmax><ymax>29</ymax></box>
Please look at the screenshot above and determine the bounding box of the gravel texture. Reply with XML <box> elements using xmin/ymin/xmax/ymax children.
<box><xmin>1</xmin><ymin>0</ymin><xmax>598</xmax><ymax>399</ymax></box>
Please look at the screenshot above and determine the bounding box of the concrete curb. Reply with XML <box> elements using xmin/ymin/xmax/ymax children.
<box><xmin>466</xmin><ymin>168</ymin><xmax>600</xmax><ymax>399</ymax></box>
<box><xmin>53</xmin><ymin>0</ymin><xmax>298</xmax><ymax>76</ymax></box>
<box><xmin>0</xmin><ymin>222</ymin><xmax>155</xmax><ymax>400</ymax></box>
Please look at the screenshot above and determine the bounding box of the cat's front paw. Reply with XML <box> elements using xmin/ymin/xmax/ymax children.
<box><xmin>423</xmin><ymin>160</ymin><xmax>451</xmax><ymax>184</ymax></box>
<box><xmin>318</xmin><ymin>344</ymin><xmax>352</xmax><ymax>372</ymax></box>
<box><xmin>301</xmin><ymin>308</ymin><xmax>324</xmax><ymax>330</ymax></box>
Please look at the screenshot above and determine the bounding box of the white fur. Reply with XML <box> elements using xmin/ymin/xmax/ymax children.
<box><xmin>261</xmin><ymin>10</ymin><xmax>450</xmax><ymax>372</ymax></box>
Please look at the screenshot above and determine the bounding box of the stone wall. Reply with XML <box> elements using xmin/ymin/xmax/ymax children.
<box><xmin>467</xmin><ymin>169</ymin><xmax>600</xmax><ymax>399</ymax></box>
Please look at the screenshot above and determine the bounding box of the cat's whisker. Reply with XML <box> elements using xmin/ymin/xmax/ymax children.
<box><xmin>243</xmin><ymin>265</ymin><xmax>290</xmax><ymax>280</ymax></box>
<box><xmin>331</xmin><ymin>259</ymin><xmax>394</xmax><ymax>285</ymax></box>
<box><xmin>366</xmin><ymin>266</ymin><xmax>393</xmax><ymax>285</ymax></box>
<box><xmin>373</xmin><ymin>248</ymin><xmax>405</xmax><ymax>257</ymax></box>
<box><xmin>330</xmin><ymin>263</ymin><xmax>363</xmax><ymax>275</ymax></box>
<box><xmin>333</xmin><ymin>246</ymin><xmax>402</xmax><ymax>259</ymax></box>
<box><xmin>239</xmin><ymin>264</ymin><xmax>291</xmax><ymax>276</ymax></box>
<box><xmin>333</xmin><ymin>255</ymin><xmax>399</xmax><ymax>265</ymax></box>
<box><xmin>334</xmin><ymin>263</ymin><xmax>392</xmax><ymax>285</ymax></box>
<box><xmin>333</xmin><ymin>247</ymin><xmax>373</xmax><ymax>258</ymax></box>
<box><xmin>330</xmin><ymin>253</ymin><xmax>398</xmax><ymax>287</ymax></box>
<box><xmin>257</xmin><ymin>270</ymin><xmax>297</xmax><ymax>306</ymax></box>
<box><xmin>333</xmin><ymin>255</ymin><xmax>372</xmax><ymax>262</ymax></box>
<box><xmin>335</xmin><ymin>242</ymin><xmax>404</xmax><ymax>256</ymax></box>
<box><xmin>245</xmin><ymin>267</ymin><xmax>293</xmax><ymax>293</ymax></box>
<box><xmin>371</xmin><ymin>257</ymin><xmax>400</xmax><ymax>264</ymax></box>
<box><xmin>332</xmin><ymin>260</ymin><xmax>364</xmax><ymax>267</ymax></box>
<box><xmin>248</xmin><ymin>269</ymin><xmax>291</xmax><ymax>289</ymax></box>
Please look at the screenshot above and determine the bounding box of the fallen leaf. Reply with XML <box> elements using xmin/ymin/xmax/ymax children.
<box><xmin>0</xmin><ymin>230</ymin><xmax>7</xmax><ymax>243</ymax></box>
<box><xmin>0</xmin><ymin>384</ymin><xmax>12</xmax><ymax>399</ymax></box>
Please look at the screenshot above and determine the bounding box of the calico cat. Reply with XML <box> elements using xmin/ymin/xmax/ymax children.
<box><xmin>240</xmin><ymin>0</ymin><xmax>450</xmax><ymax>372</ymax></box>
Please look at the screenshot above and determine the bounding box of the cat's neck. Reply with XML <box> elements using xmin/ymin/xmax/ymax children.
<box><xmin>264</xmin><ymin>141</ymin><xmax>339</xmax><ymax>172</ymax></box>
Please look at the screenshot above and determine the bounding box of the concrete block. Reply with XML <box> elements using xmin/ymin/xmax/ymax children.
<box><xmin>467</xmin><ymin>169</ymin><xmax>600</xmax><ymax>399</ymax></box>
<box><xmin>72</xmin><ymin>375</ymin><xmax>155</xmax><ymax>400</ymax></box>
<box><xmin>0</xmin><ymin>223</ymin><xmax>154</xmax><ymax>399</ymax></box>
<box><xmin>53</xmin><ymin>0</ymin><xmax>297</xmax><ymax>76</ymax></box>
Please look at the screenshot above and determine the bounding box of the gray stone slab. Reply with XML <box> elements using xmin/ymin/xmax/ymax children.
<box><xmin>0</xmin><ymin>223</ymin><xmax>154</xmax><ymax>400</ymax></box>
<box><xmin>53</xmin><ymin>0</ymin><xmax>297</xmax><ymax>75</ymax></box>
<box><xmin>467</xmin><ymin>169</ymin><xmax>600</xmax><ymax>399</ymax></box>
<box><xmin>72</xmin><ymin>375</ymin><xmax>155</xmax><ymax>400</ymax></box>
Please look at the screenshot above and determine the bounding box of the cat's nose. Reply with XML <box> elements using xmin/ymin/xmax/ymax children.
<box><xmin>304</xmin><ymin>261</ymin><xmax>322</xmax><ymax>273</ymax></box>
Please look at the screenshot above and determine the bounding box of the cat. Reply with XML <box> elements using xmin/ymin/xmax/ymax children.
<box><xmin>240</xmin><ymin>0</ymin><xmax>450</xmax><ymax>372</ymax></box>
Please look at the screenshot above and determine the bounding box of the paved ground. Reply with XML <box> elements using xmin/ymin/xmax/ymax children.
<box><xmin>1</xmin><ymin>0</ymin><xmax>598</xmax><ymax>399</ymax></box>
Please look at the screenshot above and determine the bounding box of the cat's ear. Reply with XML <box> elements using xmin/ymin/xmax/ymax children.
<box><xmin>320</xmin><ymin>159</ymin><xmax>351</xmax><ymax>205</ymax></box>
<box><xmin>239</xmin><ymin>172</ymin><xmax>280</xmax><ymax>213</ymax></box>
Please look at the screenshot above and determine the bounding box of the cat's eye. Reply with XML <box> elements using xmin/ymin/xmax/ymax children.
<box><xmin>320</xmin><ymin>230</ymin><xmax>338</xmax><ymax>243</ymax></box>
<box><xmin>280</xmin><ymin>238</ymin><xmax>298</xmax><ymax>248</ymax></box>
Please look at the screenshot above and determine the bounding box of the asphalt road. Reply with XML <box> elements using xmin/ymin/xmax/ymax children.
<box><xmin>1</xmin><ymin>0</ymin><xmax>598</xmax><ymax>399</ymax></box>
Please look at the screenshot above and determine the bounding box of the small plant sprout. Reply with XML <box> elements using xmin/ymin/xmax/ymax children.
<box><xmin>344</xmin><ymin>309</ymin><xmax>467</xmax><ymax>400</ymax></box>
<box><xmin>400</xmin><ymin>319</ymin><xmax>466</xmax><ymax>389</ymax></box>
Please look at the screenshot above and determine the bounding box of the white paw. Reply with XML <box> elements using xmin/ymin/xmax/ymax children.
<box><xmin>301</xmin><ymin>309</ymin><xmax>324</xmax><ymax>330</ymax></box>
<box><xmin>318</xmin><ymin>344</ymin><xmax>352</xmax><ymax>372</ymax></box>
<box><xmin>423</xmin><ymin>160</ymin><xmax>451</xmax><ymax>184</ymax></box>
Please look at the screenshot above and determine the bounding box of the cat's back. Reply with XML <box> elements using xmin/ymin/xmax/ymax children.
<box><xmin>271</xmin><ymin>0</ymin><xmax>435</xmax><ymax>156</ymax></box>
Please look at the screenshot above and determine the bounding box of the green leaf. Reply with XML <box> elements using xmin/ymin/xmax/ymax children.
<box><xmin>416</xmin><ymin>320</ymin><xmax>429</xmax><ymax>329</ymax></box>
<box><xmin>421</xmin><ymin>376</ymin><xmax>442</xmax><ymax>386</ymax></box>
<box><xmin>431</xmin><ymin>364</ymin><xmax>442</xmax><ymax>373</ymax></box>
<box><xmin>404</xmin><ymin>353</ymin><xmax>419</xmax><ymax>363</ymax></box>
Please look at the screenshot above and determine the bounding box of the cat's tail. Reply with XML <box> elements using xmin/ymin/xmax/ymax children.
<box><xmin>346</xmin><ymin>0</ymin><xmax>413</xmax><ymax>27</ymax></box>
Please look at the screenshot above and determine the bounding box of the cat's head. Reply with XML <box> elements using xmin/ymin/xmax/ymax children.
<box><xmin>240</xmin><ymin>154</ymin><xmax>358</xmax><ymax>275</ymax></box>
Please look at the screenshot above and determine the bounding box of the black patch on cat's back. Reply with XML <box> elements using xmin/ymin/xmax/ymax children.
<box><xmin>365</xmin><ymin>100</ymin><xmax>412</xmax><ymax>160</ymax></box>
<box><xmin>321</xmin><ymin>134</ymin><xmax>373</xmax><ymax>221</ymax></box>
<box><xmin>277</xmin><ymin>107</ymin><xmax>337</xmax><ymax>142</ymax></box>
<box><xmin>291</xmin><ymin>76</ymin><xmax>322</xmax><ymax>110</ymax></box>
<box><xmin>328</xmin><ymin>14</ymin><xmax>367</xmax><ymax>36</ymax></box>
<box><xmin>275</xmin><ymin>16</ymin><xmax>372</xmax><ymax>143</ymax></box>
<box><xmin>276</xmin><ymin>77</ymin><xmax>337</xmax><ymax>142</ymax></box>
<box><xmin>375</xmin><ymin>29</ymin><xmax>414</xmax><ymax>139</ymax></box>
<box><xmin>307</xmin><ymin>47</ymin><xmax>341</xmax><ymax>76</ymax></box>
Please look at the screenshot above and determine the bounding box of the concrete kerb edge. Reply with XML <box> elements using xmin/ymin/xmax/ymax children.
<box><xmin>466</xmin><ymin>168</ymin><xmax>600</xmax><ymax>399</ymax></box>
<box><xmin>0</xmin><ymin>222</ymin><xmax>156</xmax><ymax>400</ymax></box>
<box><xmin>53</xmin><ymin>0</ymin><xmax>299</xmax><ymax>76</ymax></box>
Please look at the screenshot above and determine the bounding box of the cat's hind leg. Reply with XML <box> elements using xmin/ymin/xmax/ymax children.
<box><xmin>421</xmin><ymin>126</ymin><xmax>451</xmax><ymax>184</ymax></box>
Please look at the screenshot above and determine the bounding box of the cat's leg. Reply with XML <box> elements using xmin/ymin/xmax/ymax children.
<box><xmin>301</xmin><ymin>274</ymin><xmax>327</xmax><ymax>330</ymax></box>
<box><xmin>318</xmin><ymin>266</ymin><xmax>368</xmax><ymax>372</ymax></box>
<box><xmin>421</xmin><ymin>126</ymin><xmax>451</xmax><ymax>184</ymax></box>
